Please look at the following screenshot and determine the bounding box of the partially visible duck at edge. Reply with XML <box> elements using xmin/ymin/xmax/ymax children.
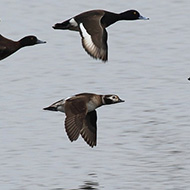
<box><xmin>43</xmin><ymin>93</ymin><xmax>124</xmax><ymax>147</ymax></box>
<box><xmin>0</xmin><ymin>34</ymin><xmax>46</xmax><ymax>61</ymax></box>
<box><xmin>53</xmin><ymin>9</ymin><xmax>149</xmax><ymax>62</ymax></box>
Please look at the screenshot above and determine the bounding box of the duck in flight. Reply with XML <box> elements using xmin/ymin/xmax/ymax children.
<box><xmin>53</xmin><ymin>9</ymin><xmax>149</xmax><ymax>62</ymax></box>
<box><xmin>44</xmin><ymin>93</ymin><xmax>124</xmax><ymax>147</ymax></box>
<box><xmin>0</xmin><ymin>35</ymin><xmax>46</xmax><ymax>61</ymax></box>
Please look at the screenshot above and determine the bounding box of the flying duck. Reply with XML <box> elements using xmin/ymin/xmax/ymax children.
<box><xmin>0</xmin><ymin>34</ymin><xmax>46</xmax><ymax>60</ymax></box>
<box><xmin>53</xmin><ymin>9</ymin><xmax>149</xmax><ymax>62</ymax></box>
<box><xmin>43</xmin><ymin>93</ymin><xmax>124</xmax><ymax>147</ymax></box>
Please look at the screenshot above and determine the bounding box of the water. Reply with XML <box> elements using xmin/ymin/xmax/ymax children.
<box><xmin>0</xmin><ymin>0</ymin><xmax>190</xmax><ymax>189</ymax></box>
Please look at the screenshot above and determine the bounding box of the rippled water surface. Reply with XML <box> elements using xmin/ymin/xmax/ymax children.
<box><xmin>0</xmin><ymin>1</ymin><xmax>190</xmax><ymax>190</ymax></box>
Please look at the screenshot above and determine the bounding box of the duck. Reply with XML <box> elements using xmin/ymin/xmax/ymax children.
<box><xmin>53</xmin><ymin>9</ymin><xmax>149</xmax><ymax>62</ymax></box>
<box><xmin>0</xmin><ymin>34</ymin><xmax>46</xmax><ymax>60</ymax></box>
<box><xmin>43</xmin><ymin>93</ymin><xmax>124</xmax><ymax>147</ymax></box>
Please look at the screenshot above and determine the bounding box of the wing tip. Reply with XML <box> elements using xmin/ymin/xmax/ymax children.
<box><xmin>80</xmin><ymin>27</ymin><xmax>108</xmax><ymax>62</ymax></box>
<box><xmin>80</xmin><ymin>129</ymin><xmax>97</xmax><ymax>148</ymax></box>
<box><xmin>81</xmin><ymin>41</ymin><xmax>108</xmax><ymax>62</ymax></box>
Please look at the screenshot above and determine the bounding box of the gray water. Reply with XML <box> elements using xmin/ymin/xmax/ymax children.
<box><xmin>0</xmin><ymin>0</ymin><xmax>190</xmax><ymax>189</ymax></box>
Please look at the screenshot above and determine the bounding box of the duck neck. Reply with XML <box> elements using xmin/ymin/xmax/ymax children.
<box><xmin>101</xmin><ymin>95</ymin><xmax>112</xmax><ymax>105</ymax></box>
<box><xmin>101</xmin><ymin>12</ymin><xmax>120</xmax><ymax>28</ymax></box>
<box><xmin>101</xmin><ymin>95</ymin><xmax>106</xmax><ymax>105</ymax></box>
<box><xmin>19</xmin><ymin>37</ymin><xmax>32</xmax><ymax>48</ymax></box>
<box><xmin>19</xmin><ymin>40</ymin><xmax>28</xmax><ymax>48</ymax></box>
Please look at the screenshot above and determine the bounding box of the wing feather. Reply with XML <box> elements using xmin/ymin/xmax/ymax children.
<box><xmin>64</xmin><ymin>98</ymin><xmax>87</xmax><ymax>142</ymax></box>
<box><xmin>80</xmin><ymin>111</ymin><xmax>97</xmax><ymax>147</ymax></box>
<box><xmin>79</xmin><ymin>21</ymin><xmax>108</xmax><ymax>61</ymax></box>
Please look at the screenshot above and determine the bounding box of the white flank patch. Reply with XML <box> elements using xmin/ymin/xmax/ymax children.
<box><xmin>79</xmin><ymin>23</ymin><xmax>95</xmax><ymax>49</ymax></box>
<box><xmin>69</xmin><ymin>18</ymin><xmax>78</xmax><ymax>27</ymax></box>
<box><xmin>87</xmin><ymin>101</ymin><xmax>97</xmax><ymax>112</ymax></box>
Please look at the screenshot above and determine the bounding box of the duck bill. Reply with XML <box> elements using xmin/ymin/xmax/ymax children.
<box><xmin>36</xmin><ymin>39</ymin><xmax>46</xmax><ymax>44</ymax></box>
<box><xmin>118</xmin><ymin>98</ymin><xmax>125</xmax><ymax>103</ymax></box>
<box><xmin>138</xmin><ymin>15</ymin><xmax>149</xmax><ymax>20</ymax></box>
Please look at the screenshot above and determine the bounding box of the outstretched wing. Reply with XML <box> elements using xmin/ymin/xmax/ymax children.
<box><xmin>78</xmin><ymin>14</ymin><xmax>108</xmax><ymax>62</ymax></box>
<box><xmin>80</xmin><ymin>110</ymin><xmax>97</xmax><ymax>147</ymax></box>
<box><xmin>64</xmin><ymin>98</ymin><xmax>87</xmax><ymax>142</ymax></box>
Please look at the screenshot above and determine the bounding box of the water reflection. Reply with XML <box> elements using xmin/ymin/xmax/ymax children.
<box><xmin>51</xmin><ymin>173</ymin><xmax>99</xmax><ymax>190</ymax></box>
<box><xmin>78</xmin><ymin>180</ymin><xmax>99</xmax><ymax>190</ymax></box>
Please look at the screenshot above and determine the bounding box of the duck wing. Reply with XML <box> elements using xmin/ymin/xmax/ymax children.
<box><xmin>64</xmin><ymin>98</ymin><xmax>87</xmax><ymax>142</ymax></box>
<box><xmin>80</xmin><ymin>110</ymin><xmax>97</xmax><ymax>147</ymax></box>
<box><xmin>78</xmin><ymin>14</ymin><xmax>108</xmax><ymax>62</ymax></box>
